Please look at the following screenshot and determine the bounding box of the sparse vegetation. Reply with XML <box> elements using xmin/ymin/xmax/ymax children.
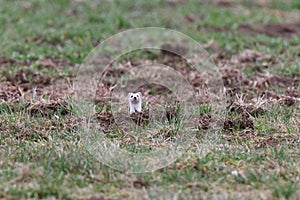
<box><xmin>0</xmin><ymin>0</ymin><xmax>299</xmax><ymax>199</ymax></box>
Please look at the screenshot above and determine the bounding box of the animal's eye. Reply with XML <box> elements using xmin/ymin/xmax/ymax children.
<box><xmin>137</xmin><ymin>95</ymin><xmax>139</xmax><ymax>97</ymax></box>
<box><xmin>131</xmin><ymin>95</ymin><xmax>133</xmax><ymax>98</ymax></box>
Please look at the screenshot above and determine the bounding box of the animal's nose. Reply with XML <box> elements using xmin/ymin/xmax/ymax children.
<box><xmin>133</xmin><ymin>97</ymin><xmax>137</xmax><ymax>100</ymax></box>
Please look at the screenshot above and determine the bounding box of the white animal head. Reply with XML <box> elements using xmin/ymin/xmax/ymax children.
<box><xmin>128</xmin><ymin>92</ymin><xmax>142</xmax><ymax>113</ymax></box>
<box><xmin>128</xmin><ymin>92</ymin><xmax>141</xmax><ymax>104</ymax></box>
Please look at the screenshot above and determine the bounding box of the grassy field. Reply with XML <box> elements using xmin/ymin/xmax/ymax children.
<box><xmin>0</xmin><ymin>0</ymin><xmax>299</xmax><ymax>199</ymax></box>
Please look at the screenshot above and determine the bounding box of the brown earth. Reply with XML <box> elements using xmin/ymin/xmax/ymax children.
<box><xmin>239</xmin><ymin>23</ymin><xmax>300</xmax><ymax>38</ymax></box>
<box><xmin>200</xmin><ymin>23</ymin><xmax>300</xmax><ymax>38</ymax></box>
<box><xmin>0</xmin><ymin>47</ymin><xmax>299</xmax><ymax>148</ymax></box>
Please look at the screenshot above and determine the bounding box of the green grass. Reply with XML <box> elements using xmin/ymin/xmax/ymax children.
<box><xmin>0</xmin><ymin>0</ymin><xmax>299</xmax><ymax>199</ymax></box>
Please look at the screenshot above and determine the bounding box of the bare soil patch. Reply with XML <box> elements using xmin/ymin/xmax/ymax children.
<box><xmin>26</xmin><ymin>99</ymin><xmax>71</xmax><ymax>117</ymax></box>
<box><xmin>200</xmin><ymin>23</ymin><xmax>300</xmax><ymax>38</ymax></box>
<box><xmin>217</xmin><ymin>49</ymin><xmax>300</xmax><ymax>105</ymax></box>
<box><xmin>1</xmin><ymin>47</ymin><xmax>299</xmax><ymax>148</ymax></box>
<box><xmin>0</xmin><ymin>55</ymin><xmax>76</xmax><ymax>70</ymax></box>
<box><xmin>0</xmin><ymin>55</ymin><xmax>30</xmax><ymax>69</ymax></box>
<box><xmin>94</xmin><ymin>48</ymin><xmax>299</xmax><ymax>137</ymax></box>
<box><xmin>216</xmin><ymin>0</ymin><xmax>233</xmax><ymax>7</ymax></box>
<box><xmin>4</xmin><ymin>69</ymin><xmax>53</xmax><ymax>90</ymax></box>
<box><xmin>0</xmin><ymin>54</ymin><xmax>76</xmax><ymax>111</ymax></box>
<box><xmin>239</xmin><ymin>23</ymin><xmax>300</xmax><ymax>37</ymax></box>
<box><xmin>224</xmin><ymin>113</ymin><xmax>254</xmax><ymax>132</ymax></box>
<box><xmin>27</xmin><ymin>36</ymin><xmax>66</xmax><ymax>47</ymax></box>
<box><xmin>36</xmin><ymin>57</ymin><xmax>77</xmax><ymax>70</ymax></box>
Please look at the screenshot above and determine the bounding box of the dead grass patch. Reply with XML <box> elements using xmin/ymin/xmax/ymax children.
<box><xmin>0</xmin><ymin>81</ymin><xmax>22</xmax><ymax>103</ymax></box>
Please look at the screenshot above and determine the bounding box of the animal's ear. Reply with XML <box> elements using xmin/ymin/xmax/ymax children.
<box><xmin>127</xmin><ymin>93</ymin><xmax>132</xmax><ymax>99</ymax></box>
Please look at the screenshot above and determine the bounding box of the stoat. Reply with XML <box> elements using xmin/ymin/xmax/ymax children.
<box><xmin>128</xmin><ymin>92</ymin><xmax>142</xmax><ymax>114</ymax></box>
